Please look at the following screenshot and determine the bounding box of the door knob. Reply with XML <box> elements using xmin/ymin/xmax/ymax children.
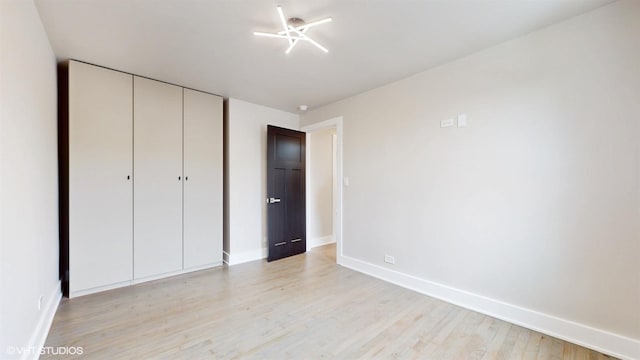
<box><xmin>267</xmin><ymin>197</ymin><xmax>281</xmax><ymax>204</ymax></box>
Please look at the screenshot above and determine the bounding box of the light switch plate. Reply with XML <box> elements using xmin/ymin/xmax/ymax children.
<box><xmin>458</xmin><ymin>114</ymin><xmax>468</xmax><ymax>127</ymax></box>
<box><xmin>441</xmin><ymin>118</ymin><xmax>454</xmax><ymax>128</ymax></box>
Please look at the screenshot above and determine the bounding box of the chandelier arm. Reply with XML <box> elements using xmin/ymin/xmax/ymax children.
<box><xmin>254</xmin><ymin>32</ymin><xmax>308</xmax><ymax>41</ymax></box>
<box><xmin>288</xmin><ymin>26</ymin><xmax>328</xmax><ymax>53</ymax></box>
<box><xmin>285</xmin><ymin>27</ymin><xmax>308</xmax><ymax>54</ymax></box>
<box><xmin>276</xmin><ymin>6</ymin><xmax>293</xmax><ymax>46</ymax></box>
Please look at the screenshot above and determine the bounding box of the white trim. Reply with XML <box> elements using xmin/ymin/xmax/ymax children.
<box><xmin>340</xmin><ymin>255</ymin><xmax>640</xmax><ymax>360</ymax></box>
<box><xmin>225</xmin><ymin>247</ymin><xmax>267</xmax><ymax>266</ymax></box>
<box><xmin>302</xmin><ymin>117</ymin><xmax>341</xmax><ymax>132</ymax></box>
<box><xmin>308</xmin><ymin>235</ymin><xmax>335</xmax><ymax>249</ymax></box>
<box><xmin>177</xmin><ymin>261</ymin><xmax>223</xmax><ymax>273</ymax></box>
<box><xmin>70</xmin><ymin>280</ymin><xmax>130</xmax><ymax>298</ymax></box>
<box><xmin>23</xmin><ymin>281</ymin><xmax>61</xmax><ymax>360</ymax></box>
<box><xmin>132</xmin><ymin>263</ymin><xmax>222</xmax><ymax>284</ymax></box>
<box><xmin>70</xmin><ymin>262</ymin><xmax>223</xmax><ymax>298</ymax></box>
<box><xmin>331</xmin><ymin>132</ymin><xmax>337</xmax><ymax>250</ymax></box>
<box><xmin>304</xmin><ymin>131</ymin><xmax>312</xmax><ymax>251</ymax></box>
<box><xmin>301</xmin><ymin>116</ymin><xmax>344</xmax><ymax>266</ymax></box>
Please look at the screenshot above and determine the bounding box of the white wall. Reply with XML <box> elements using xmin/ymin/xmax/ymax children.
<box><xmin>301</xmin><ymin>0</ymin><xmax>640</xmax><ymax>357</ymax></box>
<box><xmin>225</xmin><ymin>98</ymin><xmax>299</xmax><ymax>265</ymax></box>
<box><xmin>308</xmin><ymin>128</ymin><xmax>334</xmax><ymax>244</ymax></box>
<box><xmin>0</xmin><ymin>1</ymin><xmax>61</xmax><ymax>358</ymax></box>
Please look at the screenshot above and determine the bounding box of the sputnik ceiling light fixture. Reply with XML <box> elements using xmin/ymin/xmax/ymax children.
<box><xmin>254</xmin><ymin>5</ymin><xmax>332</xmax><ymax>54</ymax></box>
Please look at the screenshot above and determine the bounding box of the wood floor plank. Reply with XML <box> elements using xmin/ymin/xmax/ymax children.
<box><xmin>43</xmin><ymin>244</ymin><xmax>617</xmax><ymax>359</ymax></box>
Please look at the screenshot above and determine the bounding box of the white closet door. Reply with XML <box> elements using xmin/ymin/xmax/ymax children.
<box><xmin>133</xmin><ymin>77</ymin><xmax>183</xmax><ymax>279</ymax></box>
<box><xmin>69</xmin><ymin>61</ymin><xmax>133</xmax><ymax>294</ymax></box>
<box><xmin>183</xmin><ymin>89</ymin><xmax>223</xmax><ymax>268</ymax></box>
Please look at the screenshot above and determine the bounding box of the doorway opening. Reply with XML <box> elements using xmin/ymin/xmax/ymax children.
<box><xmin>301</xmin><ymin>117</ymin><xmax>343</xmax><ymax>264</ymax></box>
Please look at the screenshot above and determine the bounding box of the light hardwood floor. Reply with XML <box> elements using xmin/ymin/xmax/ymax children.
<box><xmin>44</xmin><ymin>244</ymin><xmax>614</xmax><ymax>359</ymax></box>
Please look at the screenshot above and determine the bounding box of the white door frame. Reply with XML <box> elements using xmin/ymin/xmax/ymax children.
<box><xmin>301</xmin><ymin>116</ymin><xmax>344</xmax><ymax>265</ymax></box>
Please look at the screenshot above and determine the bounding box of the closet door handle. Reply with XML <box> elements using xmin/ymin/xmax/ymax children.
<box><xmin>185</xmin><ymin>176</ymin><xmax>188</xmax><ymax>181</ymax></box>
<box><xmin>127</xmin><ymin>175</ymin><xmax>130</xmax><ymax>180</ymax></box>
<box><xmin>178</xmin><ymin>176</ymin><xmax>181</xmax><ymax>181</ymax></box>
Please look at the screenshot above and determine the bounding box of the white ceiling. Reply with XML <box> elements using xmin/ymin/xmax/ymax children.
<box><xmin>35</xmin><ymin>0</ymin><xmax>614</xmax><ymax>113</ymax></box>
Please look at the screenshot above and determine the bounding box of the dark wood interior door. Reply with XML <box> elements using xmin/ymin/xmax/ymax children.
<box><xmin>267</xmin><ymin>125</ymin><xmax>306</xmax><ymax>262</ymax></box>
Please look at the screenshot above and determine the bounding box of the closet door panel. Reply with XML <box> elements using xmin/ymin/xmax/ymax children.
<box><xmin>68</xmin><ymin>61</ymin><xmax>133</xmax><ymax>294</ymax></box>
<box><xmin>133</xmin><ymin>77</ymin><xmax>183</xmax><ymax>279</ymax></box>
<box><xmin>183</xmin><ymin>89</ymin><xmax>223</xmax><ymax>268</ymax></box>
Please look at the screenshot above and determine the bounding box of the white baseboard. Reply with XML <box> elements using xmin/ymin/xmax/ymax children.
<box><xmin>70</xmin><ymin>262</ymin><xmax>223</xmax><ymax>298</ymax></box>
<box><xmin>339</xmin><ymin>255</ymin><xmax>640</xmax><ymax>360</ymax></box>
<box><xmin>307</xmin><ymin>235</ymin><xmax>335</xmax><ymax>250</ymax></box>
<box><xmin>132</xmin><ymin>262</ymin><xmax>223</xmax><ymax>285</ymax></box>
<box><xmin>70</xmin><ymin>280</ymin><xmax>130</xmax><ymax>298</ymax></box>
<box><xmin>23</xmin><ymin>280</ymin><xmax>61</xmax><ymax>360</ymax></box>
<box><xmin>225</xmin><ymin>247</ymin><xmax>267</xmax><ymax>266</ymax></box>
